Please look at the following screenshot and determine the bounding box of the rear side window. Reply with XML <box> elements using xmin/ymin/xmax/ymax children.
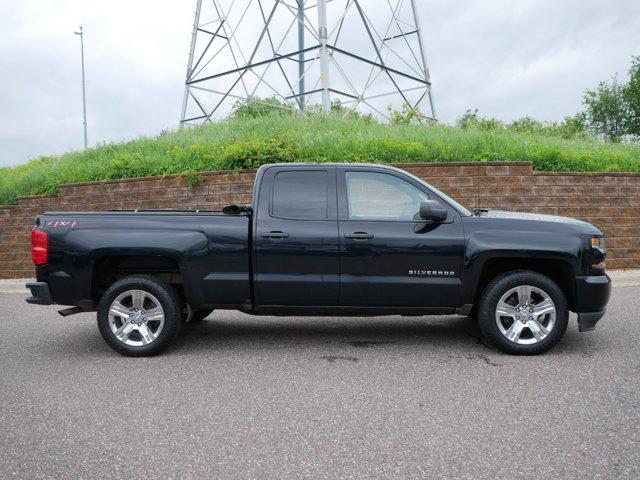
<box><xmin>271</xmin><ymin>170</ymin><xmax>329</xmax><ymax>219</ymax></box>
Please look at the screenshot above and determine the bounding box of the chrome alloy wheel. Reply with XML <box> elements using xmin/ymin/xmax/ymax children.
<box><xmin>495</xmin><ymin>285</ymin><xmax>556</xmax><ymax>345</ymax></box>
<box><xmin>108</xmin><ymin>290</ymin><xmax>165</xmax><ymax>347</ymax></box>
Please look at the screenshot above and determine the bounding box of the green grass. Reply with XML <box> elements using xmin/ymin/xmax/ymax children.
<box><xmin>1</xmin><ymin>114</ymin><xmax>639</xmax><ymax>206</ymax></box>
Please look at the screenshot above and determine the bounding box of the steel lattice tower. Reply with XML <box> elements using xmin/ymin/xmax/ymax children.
<box><xmin>180</xmin><ymin>0</ymin><xmax>436</xmax><ymax>125</ymax></box>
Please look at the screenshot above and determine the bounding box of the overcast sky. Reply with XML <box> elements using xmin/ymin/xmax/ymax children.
<box><xmin>0</xmin><ymin>0</ymin><xmax>638</xmax><ymax>168</ymax></box>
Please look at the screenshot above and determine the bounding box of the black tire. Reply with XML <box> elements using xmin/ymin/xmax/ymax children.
<box><xmin>477</xmin><ymin>270</ymin><xmax>569</xmax><ymax>355</ymax></box>
<box><xmin>187</xmin><ymin>309</ymin><xmax>214</xmax><ymax>323</ymax></box>
<box><xmin>97</xmin><ymin>275</ymin><xmax>183</xmax><ymax>357</ymax></box>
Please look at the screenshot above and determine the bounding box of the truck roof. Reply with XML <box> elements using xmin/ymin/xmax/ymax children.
<box><xmin>258</xmin><ymin>162</ymin><xmax>401</xmax><ymax>169</ymax></box>
<box><xmin>256</xmin><ymin>163</ymin><xmax>411</xmax><ymax>174</ymax></box>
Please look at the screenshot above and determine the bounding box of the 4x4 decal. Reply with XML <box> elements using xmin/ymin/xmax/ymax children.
<box><xmin>45</xmin><ymin>220</ymin><xmax>78</xmax><ymax>228</ymax></box>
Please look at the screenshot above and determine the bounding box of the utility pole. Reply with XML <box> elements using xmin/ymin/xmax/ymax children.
<box><xmin>74</xmin><ymin>26</ymin><xmax>88</xmax><ymax>149</ymax></box>
<box><xmin>180</xmin><ymin>0</ymin><xmax>437</xmax><ymax>125</ymax></box>
<box><xmin>181</xmin><ymin>0</ymin><xmax>203</xmax><ymax>126</ymax></box>
<box><xmin>410</xmin><ymin>0</ymin><xmax>437</xmax><ymax>120</ymax></box>
<box><xmin>316</xmin><ymin>0</ymin><xmax>331</xmax><ymax>114</ymax></box>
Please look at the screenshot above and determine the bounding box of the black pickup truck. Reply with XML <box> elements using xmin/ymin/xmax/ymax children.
<box><xmin>26</xmin><ymin>163</ymin><xmax>611</xmax><ymax>356</ymax></box>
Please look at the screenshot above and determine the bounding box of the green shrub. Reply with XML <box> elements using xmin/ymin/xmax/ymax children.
<box><xmin>0</xmin><ymin>113</ymin><xmax>638</xmax><ymax>206</ymax></box>
<box><xmin>388</xmin><ymin>103</ymin><xmax>432</xmax><ymax>126</ymax></box>
<box><xmin>231</xmin><ymin>96</ymin><xmax>296</xmax><ymax>119</ymax></box>
<box><xmin>457</xmin><ymin>109</ymin><xmax>504</xmax><ymax>131</ymax></box>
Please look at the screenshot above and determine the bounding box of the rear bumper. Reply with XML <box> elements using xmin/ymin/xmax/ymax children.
<box><xmin>25</xmin><ymin>280</ymin><xmax>53</xmax><ymax>305</ymax></box>
<box><xmin>574</xmin><ymin>274</ymin><xmax>611</xmax><ymax>332</ymax></box>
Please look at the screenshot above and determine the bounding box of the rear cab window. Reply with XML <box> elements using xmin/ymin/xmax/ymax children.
<box><xmin>271</xmin><ymin>170</ymin><xmax>329</xmax><ymax>220</ymax></box>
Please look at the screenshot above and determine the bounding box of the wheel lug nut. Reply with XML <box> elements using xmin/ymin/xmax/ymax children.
<box><xmin>529</xmin><ymin>316</ymin><xmax>533</xmax><ymax>320</ymax></box>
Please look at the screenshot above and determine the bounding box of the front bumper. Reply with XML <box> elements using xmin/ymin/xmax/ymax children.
<box><xmin>25</xmin><ymin>280</ymin><xmax>53</xmax><ymax>305</ymax></box>
<box><xmin>574</xmin><ymin>274</ymin><xmax>611</xmax><ymax>332</ymax></box>
<box><xmin>578</xmin><ymin>310</ymin><xmax>606</xmax><ymax>332</ymax></box>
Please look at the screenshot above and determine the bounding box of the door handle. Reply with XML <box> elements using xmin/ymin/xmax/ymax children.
<box><xmin>344</xmin><ymin>232</ymin><xmax>374</xmax><ymax>240</ymax></box>
<box><xmin>261</xmin><ymin>231</ymin><xmax>290</xmax><ymax>239</ymax></box>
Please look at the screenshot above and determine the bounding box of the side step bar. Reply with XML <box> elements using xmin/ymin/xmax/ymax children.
<box><xmin>58</xmin><ymin>306</ymin><xmax>87</xmax><ymax>317</ymax></box>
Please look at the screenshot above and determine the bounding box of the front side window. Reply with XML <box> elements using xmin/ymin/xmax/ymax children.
<box><xmin>345</xmin><ymin>171</ymin><xmax>430</xmax><ymax>221</ymax></box>
<box><xmin>272</xmin><ymin>170</ymin><xmax>329</xmax><ymax>219</ymax></box>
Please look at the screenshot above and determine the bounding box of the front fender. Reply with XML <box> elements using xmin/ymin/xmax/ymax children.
<box><xmin>461</xmin><ymin>230</ymin><xmax>583</xmax><ymax>304</ymax></box>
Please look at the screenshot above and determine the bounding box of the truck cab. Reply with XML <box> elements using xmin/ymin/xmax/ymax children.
<box><xmin>252</xmin><ymin>164</ymin><xmax>466</xmax><ymax>312</ymax></box>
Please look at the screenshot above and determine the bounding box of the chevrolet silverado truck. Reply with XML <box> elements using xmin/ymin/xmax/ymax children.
<box><xmin>26</xmin><ymin>163</ymin><xmax>611</xmax><ymax>356</ymax></box>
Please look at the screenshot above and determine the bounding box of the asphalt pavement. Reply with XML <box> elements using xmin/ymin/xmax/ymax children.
<box><xmin>1</xmin><ymin>286</ymin><xmax>639</xmax><ymax>479</ymax></box>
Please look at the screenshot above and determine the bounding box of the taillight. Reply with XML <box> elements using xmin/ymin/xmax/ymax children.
<box><xmin>31</xmin><ymin>228</ymin><xmax>48</xmax><ymax>265</ymax></box>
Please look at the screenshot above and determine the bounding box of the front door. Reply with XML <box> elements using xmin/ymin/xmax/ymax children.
<box><xmin>254</xmin><ymin>166</ymin><xmax>339</xmax><ymax>306</ymax></box>
<box><xmin>337</xmin><ymin>168</ymin><xmax>465</xmax><ymax>308</ymax></box>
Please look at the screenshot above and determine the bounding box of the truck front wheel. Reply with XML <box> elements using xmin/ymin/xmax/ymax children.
<box><xmin>477</xmin><ymin>271</ymin><xmax>569</xmax><ymax>355</ymax></box>
<box><xmin>97</xmin><ymin>275</ymin><xmax>183</xmax><ymax>356</ymax></box>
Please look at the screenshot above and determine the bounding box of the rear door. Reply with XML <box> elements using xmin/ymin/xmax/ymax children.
<box><xmin>337</xmin><ymin>167</ymin><xmax>465</xmax><ymax>308</ymax></box>
<box><xmin>254</xmin><ymin>166</ymin><xmax>339</xmax><ymax>306</ymax></box>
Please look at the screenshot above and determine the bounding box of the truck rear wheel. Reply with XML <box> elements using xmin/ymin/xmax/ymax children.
<box><xmin>97</xmin><ymin>275</ymin><xmax>183</xmax><ymax>357</ymax></box>
<box><xmin>477</xmin><ymin>270</ymin><xmax>568</xmax><ymax>355</ymax></box>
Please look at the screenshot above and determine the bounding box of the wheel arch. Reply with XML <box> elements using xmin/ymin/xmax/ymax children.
<box><xmin>471</xmin><ymin>257</ymin><xmax>577</xmax><ymax>311</ymax></box>
<box><xmin>91</xmin><ymin>254</ymin><xmax>186</xmax><ymax>305</ymax></box>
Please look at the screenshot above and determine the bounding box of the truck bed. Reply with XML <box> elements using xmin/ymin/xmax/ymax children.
<box><xmin>34</xmin><ymin>210</ymin><xmax>252</xmax><ymax>309</ymax></box>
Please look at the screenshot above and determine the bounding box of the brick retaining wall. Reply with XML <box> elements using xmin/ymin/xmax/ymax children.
<box><xmin>1</xmin><ymin>162</ymin><xmax>638</xmax><ymax>278</ymax></box>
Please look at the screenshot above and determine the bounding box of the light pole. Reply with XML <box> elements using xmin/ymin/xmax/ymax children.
<box><xmin>317</xmin><ymin>0</ymin><xmax>331</xmax><ymax>114</ymax></box>
<box><xmin>74</xmin><ymin>26</ymin><xmax>88</xmax><ymax>149</ymax></box>
<box><xmin>297</xmin><ymin>0</ymin><xmax>305</xmax><ymax>112</ymax></box>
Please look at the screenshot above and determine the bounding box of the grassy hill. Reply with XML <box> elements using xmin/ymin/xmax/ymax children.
<box><xmin>1</xmin><ymin>113</ymin><xmax>639</xmax><ymax>206</ymax></box>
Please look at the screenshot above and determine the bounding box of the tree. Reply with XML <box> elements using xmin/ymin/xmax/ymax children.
<box><xmin>582</xmin><ymin>76</ymin><xmax>629</xmax><ymax>142</ymax></box>
<box><xmin>623</xmin><ymin>56</ymin><xmax>640</xmax><ymax>137</ymax></box>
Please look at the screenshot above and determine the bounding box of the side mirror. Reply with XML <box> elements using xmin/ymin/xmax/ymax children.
<box><xmin>419</xmin><ymin>200</ymin><xmax>448</xmax><ymax>222</ymax></box>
